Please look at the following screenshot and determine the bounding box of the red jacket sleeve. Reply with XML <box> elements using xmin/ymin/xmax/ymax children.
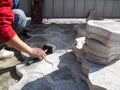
<box><xmin>0</xmin><ymin>0</ymin><xmax>16</xmax><ymax>42</ymax></box>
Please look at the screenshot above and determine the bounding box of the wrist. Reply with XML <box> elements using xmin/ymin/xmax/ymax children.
<box><xmin>26</xmin><ymin>46</ymin><xmax>33</xmax><ymax>56</ymax></box>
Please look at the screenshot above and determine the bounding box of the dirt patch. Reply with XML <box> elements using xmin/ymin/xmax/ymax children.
<box><xmin>0</xmin><ymin>52</ymin><xmax>21</xmax><ymax>90</ymax></box>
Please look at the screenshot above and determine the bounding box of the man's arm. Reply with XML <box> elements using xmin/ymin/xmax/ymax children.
<box><xmin>0</xmin><ymin>0</ymin><xmax>46</xmax><ymax>60</ymax></box>
<box><xmin>5</xmin><ymin>34</ymin><xmax>46</xmax><ymax>60</ymax></box>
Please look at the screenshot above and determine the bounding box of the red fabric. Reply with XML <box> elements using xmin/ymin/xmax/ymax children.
<box><xmin>0</xmin><ymin>0</ymin><xmax>16</xmax><ymax>42</ymax></box>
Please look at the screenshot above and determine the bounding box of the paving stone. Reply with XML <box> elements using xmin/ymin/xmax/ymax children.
<box><xmin>60</xmin><ymin>29</ymin><xmax>77</xmax><ymax>49</ymax></box>
<box><xmin>73</xmin><ymin>24</ymin><xmax>86</xmax><ymax>37</ymax></box>
<box><xmin>26</xmin><ymin>29</ymin><xmax>76</xmax><ymax>50</ymax></box>
<box><xmin>9</xmin><ymin>51</ymin><xmax>85</xmax><ymax>90</ymax></box>
<box><xmin>78</xmin><ymin>80</ymin><xmax>90</xmax><ymax>90</ymax></box>
<box><xmin>72</xmin><ymin>37</ymin><xmax>86</xmax><ymax>63</ymax></box>
<box><xmin>81</xmin><ymin>73</ymin><xmax>88</xmax><ymax>83</ymax></box>
<box><xmin>21</xmin><ymin>50</ymin><xmax>76</xmax><ymax>68</ymax></box>
<box><xmin>86</xmin><ymin>20</ymin><xmax>120</xmax><ymax>41</ymax></box>
<box><xmin>27</xmin><ymin>25</ymin><xmax>64</xmax><ymax>37</ymax></box>
<box><xmin>27</xmin><ymin>28</ymin><xmax>45</xmax><ymax>37</ymax></box>
<box><xmin>85</xmin><ymin>38</ymin><xmax>120</xmax><ymax>53</ymax></box>
<box><xmin>81</xmin><ymin>58</ymin><xmax>97</xmax><ymax>76</ymax></box>
<box><xmin>15</xmin><ymin>58</ymin><xmax>54</xmax><ymax>77</ymax></box>
<box><xmin>9</xmin><ymin>73</ymin><xmax>44</xmax><ymax>90</ymax></box>
<box><xmin>27</xmin><ymin>42</ymin><xmax>43</xmax><ymax>48</ymax></box>
<box><xmin>44</xmin><ymin>62</ymin><xmax>81</xmax><ymax>85</ymax></box>
<box><xmin>86</xmin><ymin>53</ymin><xmax>120</xmax><ymax>65</ymax></box>
<box><xmin>43</xmin><ymin>51</ymin><xmax>75</xmax><ymax>67</ymax></box>
<box><xmin>74</xmin><ymin>50</ymin><xmax>85</xmax><ymax>63</ymax></box>
<box><xmin>46</xmin><ymin>32</ymin><xmax>67</xmax><ymax>49</ymax></box>
<box><xmin>88</xmin><ymin>60</ymin><xmax>120</xmax><ymax>90</ymax></box>
<box><xmin>25</xmin><ymin>36</ymin><xmax>48</xmax><ymax>44</ymax></box>
<box><xmin>83</xmin><ymin>44</ymin><xmax>120</xmax><ymax>58</ymax></box>
<box><xmin>86</xmin><ymin>10</ymin><xmax>103</xmax><ymax>22</ymax></box>
<box><xmin>44</xmin><ymin>25</ymin><xmax>65</xmax><ymax>34</ymax></box>
<box><xmin>86</xmin><ymin>32</ymin><xmax>120</xmax><ymax>47</ymax></box>
<box><xmin>86</xmin><ymin>32</ymin><xmax>108</xmax><ymax>45</ymax></box>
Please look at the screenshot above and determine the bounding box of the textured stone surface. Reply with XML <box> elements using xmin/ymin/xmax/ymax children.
<box><xmin>72</xmin><ymin>37</ymin><xmax>86</xmax><ymax>63</ymax></box>
<box><xmin>75</xmin><ymin>49</ymin><xmax>85</xmax><ymax>63</ymax></box>
<box><xmin>25</xmin><ymin>36</ymin><xmax>48</xmax><ymax>44</ymax></box>
<box><xmin>86</xmin><ymin>32</ymin><xmax>120</xmax><ymax>47</ymax></box>
<box><xmin>27</xmin><ymin>28</ymin><xmax>45</xmax><ymax>37</ymax></box>
<box><xmin>86</xmin><ymin>20</ymin><xmax>120</xmax><ymax>41</ymax></box>
<box><xmin>81</xmin><ymin>59</ymin><xmax>120</xmax><ymax>90</ymax></box>
<box><xmin>85</xmin><ymin>53</ymin><xmax>120</xmax><ymax>65</ymax></box>
<box><xmin>85</xmin><ymin>38</ymin><xmax>120</xmax><ymax>53</ymax></box>
<box><xmin>81</xmin><ymin>73</ymin><xmax>88</xmax><ymax>82</ymax></box>
<box><xmin>81</xmin><ymin>59</ymin><xmax>97</xmax><ymax>76</ymax></box>
<box><xmin>25</xmin><ymin>26</ymin><xmax>76</xmax><ymax>50</ymax></box>
<box><xmin>88</xmin><ymin>60</ymin><xmax>120</xmax><ymax>90</ymax></box>
<box><xmin>9</xmin><ymin>25</ymin><xmax>89</xmax><ymax>90</ymax></box>
<box><xmin>86</xmin><ymin>10</ymin><xmax>103</xmax><ymax>22</ymax></box>
<box><xmin>27</xmin><ymin>25</ymin><xmax>64</xmax><ymax>37</ymax></box>
<box><xmin>83</xmin><ymin>44</ymin><xmax>120</xmax><ymax>58</ymax></box>
<box><xmin>83</xmin><ymin>38</ymin><xmax>120</xmax><ymax>65</ymax></box>
<box><xmin>9</xmin><ymin>51</ymin><xmax>86</xmax><ymax>90</ymax></box>
<box><xmin>73</xmin><ymin>24</ymin><xmax>86</xmax><ymax>37</ymax></box>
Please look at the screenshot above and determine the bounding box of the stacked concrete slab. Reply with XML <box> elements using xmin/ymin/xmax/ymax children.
<box><xmin>72</xmin><ymin>37</ymin><xmax>86</xmax><ymax>63</ymax></box>
<box><xmin>85</xmin><ymin>20</ymin><xmax>120</xmax><ymax>90</ymax></box>
<box><xmin>85</xmin><ymin>20</ymin><xmax>120</xmax><ymax>65</ymax></box>
<box><xmin>81</xmin><ymin>58</ymin><xmax>120</xmax><ymax>90</ymax></box>
<box><xmin>73</xmin><ymin>24</ymin><xmax>86</xmax><ymax>37</ymax></box>
<box><xmin>73</xmin><ymin>19</ymin><xmax>120</xmax><ymax>90</ymax></box>
<box><xmin>72</xmin><ymin>23</ymin><xmax>87</xmax><ymax>63</ymax></box>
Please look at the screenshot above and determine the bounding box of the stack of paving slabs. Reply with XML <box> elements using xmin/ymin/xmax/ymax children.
<box><xmin>84</xmin><ymin>20</ymin><xmax>120</xmax><ymax>65</ymax></box>
<box><xmin>72</xmin><ymin>37</ymin><xmax>86</xmax><ymax>63</ymax></box>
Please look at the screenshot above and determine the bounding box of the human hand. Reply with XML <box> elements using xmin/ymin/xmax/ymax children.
<box><xmin>29</xmin><ymin>47</ymin><xmax>46</xmax><ymax>60</ymax></box>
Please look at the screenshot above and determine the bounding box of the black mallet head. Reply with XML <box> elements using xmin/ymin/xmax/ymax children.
<box><xmin>43</xmin><ymin>44</ymin><xmax>56</xmax><ymax>54</ymax></box>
